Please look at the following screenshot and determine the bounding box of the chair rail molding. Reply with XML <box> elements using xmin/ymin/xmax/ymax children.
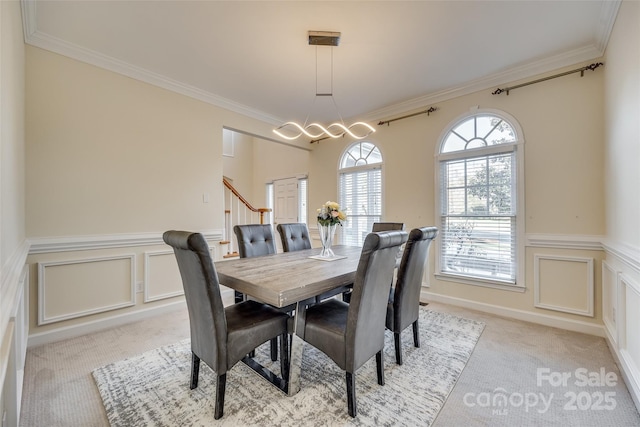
<box><xmin>526</xmin><ymin>233</ymin><xmax>604</xmax><ymax>251</ymax></box>
<box><xmin>28</xmin><ymin>230</ymin><xmax>224</xmax><ymax>254</ymax></box>
<box><xmin>601</xmin><ymin>239</ymin><xmax>640</xmax><ymax>274</ymax></box>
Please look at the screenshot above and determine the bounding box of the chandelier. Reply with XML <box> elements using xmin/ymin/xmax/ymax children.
<box><xmin>273</xmin><ymin>31</ymin><xmax>376</xmax><ymax>141</ymax></box>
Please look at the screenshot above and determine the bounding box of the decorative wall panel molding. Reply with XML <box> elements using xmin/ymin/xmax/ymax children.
<box><xmin>143</xmin><ymin>250</ymin><xmax>184</xmax><ymax>303</ymax></box>
<box><xmin>28</xmin><ymin>230</ymin><xmax>223</xmax><ymax>254</ymax></box>
<box><xmin>534</xmin><ymin>254</ymin><xmax>594</xmax><ymax>317</ymax></box>
<box><xmin>601</xmin><ymin>260</ymin><xmax>618</xmax><ymax>343</ymax></box>
<box><xmin>38</xmin><ymin>254</ymin><xmax>136</xmax><ymax>325</ymax></box>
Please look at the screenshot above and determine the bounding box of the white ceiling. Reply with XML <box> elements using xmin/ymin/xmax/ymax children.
<box><xmin>23</xmin><ymin>1</ymin><xmax>620</xmax><ymax>126</ymax></box>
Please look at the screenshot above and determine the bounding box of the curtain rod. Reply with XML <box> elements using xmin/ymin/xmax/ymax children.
<box><xmin>310</xmin><ymin>106</ymin><xmax>439</xmax><ymax>143</ymax></box>
<box><xmin>378</xmin><ymin>106</ymin><xmax>438</xmax><ymax>126</ymax></box>
<box><xmin>492</xmin><ymin>62</ymin><xmax>604</xmax><ymax>95</ymax></box>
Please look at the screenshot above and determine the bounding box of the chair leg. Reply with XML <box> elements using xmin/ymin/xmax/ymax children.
<box><xmin>280</xmin><ymin>332</ymin><xmax>289</xmax><ymax>380</ymax></box>
<box><xmin>270</xmin><ymin>338</ymin><xmax>278</xmax><ymax>361</ymax></box>
<box><xmin>190</xmin><ymin>352</ymin><xmax>200</xmax><ymax>389</ymax></box>
<box><xmin>214</xmin><ymin>373</ymin><xmax>227</xmax><ymax>420</ymax></box>
<box><xmin>342</xmin><ymin>291</ymin><xmax>352</xmax><ymax>303</ymax></box>
<box><xmin>234</xmin><ymin>290</ymin><xmax>244</xmax><ymax>303</ymax></box>
<box><xmin>394</xmin><ymin>332</ymin><xmax>403</xmax><ymax>365</ymax></box>
<box><xmin>412</xmin><ymin>320</ymin><xmax>420</xmax><ymax>348</ymax></box>
<box><xmin>346</xmin><ymin>372</ymin><xmax>357</xmax><ymax>417</ymax></box>
<box><xmin>376</xmin><ymin>350</ymin><xmax>385</xmax><ymax>386</ymax></box>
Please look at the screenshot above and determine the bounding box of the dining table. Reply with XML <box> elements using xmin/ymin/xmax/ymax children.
<box><xmin>214</xmin><ymin>244</ymin><xmax>363</xmax><ymax>396</ymax></box>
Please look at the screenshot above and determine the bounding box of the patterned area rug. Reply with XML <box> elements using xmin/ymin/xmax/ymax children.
<box><xmin>93</xmin><ymin>308</ymin><xmax>484</xmax><ymax>426</ymax></box>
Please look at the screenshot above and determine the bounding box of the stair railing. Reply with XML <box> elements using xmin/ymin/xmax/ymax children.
<box><xmin>222</xmin><ymin>178</ymin><xmax>272</xmax><ymax>257</ymax></box>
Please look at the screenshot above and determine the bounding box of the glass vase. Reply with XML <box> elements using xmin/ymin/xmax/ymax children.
<box><xmin>317</xmin><ymin>223</ymin><xmax>338</xmax><ymax>258</ymax></box>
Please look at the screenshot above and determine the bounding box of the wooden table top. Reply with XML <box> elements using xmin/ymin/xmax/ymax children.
<box><xmin>214</xmin><ymin>245</ymin><xmax>362</xmax><ymax>308</ymax></box>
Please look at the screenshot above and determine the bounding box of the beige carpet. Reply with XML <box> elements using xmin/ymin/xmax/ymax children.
<box><xmin>19</xmin><ymin>302</ymin><xmax>640</xmax><ymax>426</ymax></box>
<box><xmin>92</xmin><ymin>308</ymin><xmax>483</xmax><ymax>426</ymax></box>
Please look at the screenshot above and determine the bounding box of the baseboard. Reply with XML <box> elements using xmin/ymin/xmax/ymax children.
<box><xmin>604</xmin><ymin>323</ymin><xmax>640</xmax><ymax>413</ymax></box>
<box><xmin>27</xmin><ymin>300</ymin><xmax>187</xmax><ymax>347</ymax></box>
<box><xmin>421</xmin><ymin>290</ymin><xmax>605</xmax><ymax>337</ymax></box>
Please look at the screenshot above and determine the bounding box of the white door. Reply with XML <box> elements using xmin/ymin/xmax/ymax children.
<box><xmin>274</xmin><ymin>178</ymin><xmax>299</xmax><ymax>250</ymax></box>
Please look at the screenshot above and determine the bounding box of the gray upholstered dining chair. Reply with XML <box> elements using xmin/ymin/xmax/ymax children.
<box><xmin>300</xmin><ymin>230</ymin><xmax>408</xmax><ymax>417</ymax></box>
<box><xmin>385</xmin><ymin>226</ymin><xmax>438</xmax><ymax>365</ymax></box>
<box><xmin>277</xmin><ymin>222</ymin><xmax>352</xmax><ymax>303</ymax></box>
<box><xmin>276</xmin><ymin>222</ymin><xmax>312</xmax><ymax>252</ymax></box>
<box><xmin>163</xmin><ymin>230</ymin><xmax>290</xmax><ymax>420</ymax></box>
<box><xmin>233</xmin><ymin>224</ymin><xmax>280</xmax><ymax>360</ymax></box>
<box><xmin>234</xmin><ymin>223</ymin><xmax>277</xmax><ymax>260</ymax></box>
<box><xmin>372</xmin><ymin>222</ymin><xmax>405</xmax><ymax>232</ymax></box>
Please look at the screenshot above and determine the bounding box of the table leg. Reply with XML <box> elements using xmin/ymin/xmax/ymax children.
<box><xmin>287</xmin><ymin>300</ymin><xmax>308</xmax><ymax>396</ymax></box>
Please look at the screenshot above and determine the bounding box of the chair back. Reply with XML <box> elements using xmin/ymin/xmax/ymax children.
<box><xmin>277</xmin><ymin>223</ymin><xmax>312</xmax><ymax>252</ymax></box>
<box><xmin>163</xmin><ymin>231</ymin><xmax>227</xmax><ymax>372</ymax></box>
<box><xmin>234</xmin><ymin>224</ymin><xmax>277</xmax><ymax>258</ymax></box>
<box><xmin>372</xmin><ymin>222</ymin><xmax>405</xmax><ymax>232</ymax></box>
<box><xmin>392</xmin><ymin>227</ymin><xmax>439</xmax><ymax>331</ymax></box>
<box><xmin>346</xmin><ymin>230</ymin><xmax>408</xmax><ymax>371</ymax></box>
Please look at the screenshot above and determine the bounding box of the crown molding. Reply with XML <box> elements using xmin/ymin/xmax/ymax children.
<box><xmin>20</xmin><ymin>0</ymin><xmax>282</xmax><ymax>126</ymax></box>
<box><xmin>595</xmin><ymin>0</ymin><xmax>622</xmax><ymax>53</ymax></box>
<box><xmin>364</xmin><ymin>44</ymin><xmax>605</xmax><ymax>123</ymax></box>
<box><xmin>21</xmin><ymin>0</ymin><xmax>620</xmax><ymax>127</ymax></box>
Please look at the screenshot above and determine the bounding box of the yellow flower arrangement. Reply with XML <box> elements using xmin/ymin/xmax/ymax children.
<box><xmin>317</xmin><ymin>201</ymin><xmax>347</xmax><ymax>226</ymax></box>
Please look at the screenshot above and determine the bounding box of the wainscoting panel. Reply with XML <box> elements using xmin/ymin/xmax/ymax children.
<box><xmin>623</xmin><ymin>274</ymin><xmax>640</xmax><ymax>376</ymax></box>
<box><xmin>534</xmin><ymin>254</ymin><xmax>594</xmax><ymax>317</ymax></box>
<box><xmin>602</xmin><ymin>260</ymin><xmax>618</xmax><ymax>343</ymax></box>
<box><xmin>38</xmin><ymin>255</ymin><xmax>136</xmax><ymax>325</ymax></box>
<box><xmin>143</xmin><ymin>250</ymin><xmax>184</xmax><ymax>303</ymax></box>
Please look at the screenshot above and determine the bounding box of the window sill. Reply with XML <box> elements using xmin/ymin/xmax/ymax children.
<box><xmin>435</xmin><ymin>273</ymin><xmax>526</xmax><ymax>293</ymax></box>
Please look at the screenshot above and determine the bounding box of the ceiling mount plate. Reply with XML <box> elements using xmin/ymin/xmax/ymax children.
<box><xmin>308</xmin><ymin>31</ymin><xmax>341</xmax><ymax>46</ymax></box>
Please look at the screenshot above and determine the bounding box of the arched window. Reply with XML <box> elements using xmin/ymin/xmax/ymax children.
<box><xmin>339</xmin><ymin>141</ymin><xmax>383</xmax><ymax>246</ymax></box>
<box><xmin>436</xmin><ymin>110</ymin><xmax>524</xmax><ymax>288</ymax></box>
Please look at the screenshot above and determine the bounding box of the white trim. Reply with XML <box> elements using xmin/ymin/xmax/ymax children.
<box><xmin>22</xmin><ymin>27</ymin><xmax>282</xmax><ymax>126</ymax></box>
<box><xmin>28</xmin><ymin>229</ymin><xmax>224</xmax><ymax>254</ymax></box>
<box><xmin>435</xmin><ymin>273</ymin><xmax>525</xmax><ymax>292</ymax></box>
<box><xmin>27</xmin><ymin>300</ymin><xmax>186</xmax><ymax>348</ymax></box>
<box><xmin>601</xmin><ymin>260</ymin><xmax>618</xmax><ymax>344</ymax></box>
<box><xmin>602</xmin><ymin>240</ymin><xmax>640</xmax><ymax>274</ymax></box>
<box><xmin>527</xmin><ymin>234</ymin><xmax>604</xmax><ymax>251</ymax></box>
<box><xmin>1</xmin><ymin>240</ymin><xmax>30</xmax><ymax>337</ymax></box>
<box><xmin>143</xmin><ymin>250</ymin><xmax>185</xmax><ymax>303</ymax></box>
<box><xmin>619</xmin><ymin>348</ymin><xmax>640</xmax><ymax>413</ymax></box>
<box><xmin>623</xmin><ymin>273</ymin><xmax>640</xmax><ymax>300</ymax></box>
<box><xmin>37</xmin><ymin>254</ymin><xmax>136</xmax><ymax>325</ymax></box>
<box><xmin>533</xmin><ymin>254</ymin><xmax>594</xmax><ymax>317</ymax></box>
<box><xmin>421</xmin><ymin>290</ymin><xmax>605</xmax><ymax>337</ymax></box>
<box><xmin>604</xmin><ymin>326</ymin><xmax>640</xmax><ymax>413</ymax></box>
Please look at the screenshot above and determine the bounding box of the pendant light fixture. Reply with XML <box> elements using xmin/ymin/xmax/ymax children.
<box><xmin>273</xmin><ymin>31</ymin><xmax>375</xmax><ymax>141</ymax></box>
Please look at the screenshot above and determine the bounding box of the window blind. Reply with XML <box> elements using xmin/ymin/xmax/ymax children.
<box><xmin>339</xmin><ymin>166</ymin><xmax>382</xmax><ymax>246</ymax></box>
<box><xmin>440</xmin><ymin>151</ymin><xmax>516</xmax><ymax>282</ymax></box>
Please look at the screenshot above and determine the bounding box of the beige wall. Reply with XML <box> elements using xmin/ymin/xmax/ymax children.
<box><xmin>252</xmin><ymin>137</ymin><xmax>310</xmax><ymax>208</ymax></box>
<box><xmin>311</xmin><ymin>60</ymin><xmax>606</xmax><ymax>330</ymax></box>
<box><xmin>24</xmin><ymin>46</ymin><xmax>304</xmax><ymax>341</ymax></box>
<box><xmin>1</xmin><ymin>1</ymin><xmax>27</xmax><ymax>423</ymax></box>
<box><xmin>602</xmin><ymin>0</ymin><xmax>640</xmax><ymax>409</ymax></box>
<box><xmin>223</xmin><ymin>130</ymin><xmax>254</xmax><ymax>202</ymax></box>
<box><xmin>1</xmin><ymin>0</ymin><xmax>26</xmax><ymax>266</ymax></box>
<box><xmin>26</xmin><ymin>47</ymin><xmax>224</xmax><ymax>236</ymax></box>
